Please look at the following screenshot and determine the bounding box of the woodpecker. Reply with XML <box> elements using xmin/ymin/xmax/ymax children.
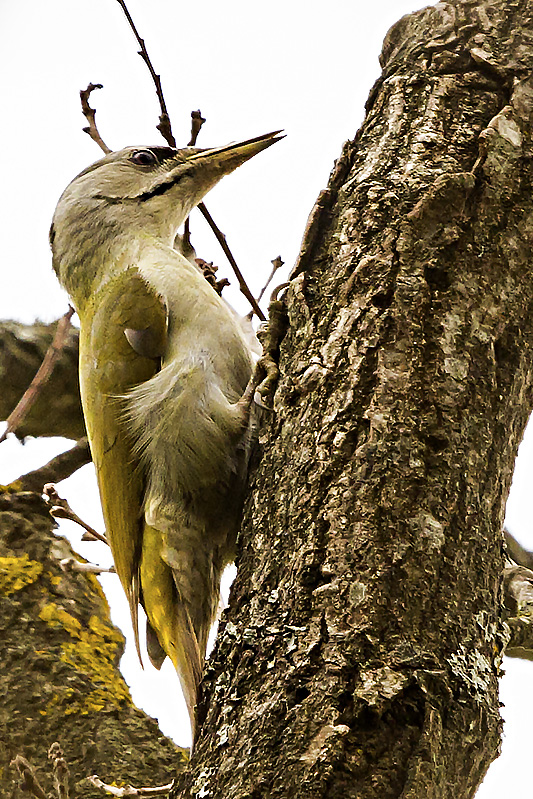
<box><xmin>50</xmin><ymin>132</ymin><xmax>282</xmax><ymax>736</ymax></box>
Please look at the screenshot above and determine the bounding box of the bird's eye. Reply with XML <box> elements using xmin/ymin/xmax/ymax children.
<box><xmin>130</xmin><ymin>150</ymin><xmax>157</xmax><ymax>166</ymax></box>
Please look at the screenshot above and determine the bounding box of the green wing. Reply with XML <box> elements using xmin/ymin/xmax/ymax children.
<box><xmin>78</xmin><ymin>269</ymin><xmax>167</xmax><ymax>657</ymax></box>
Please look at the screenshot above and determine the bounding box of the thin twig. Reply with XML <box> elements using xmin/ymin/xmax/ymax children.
<box><xmin>43</xmin><ymin>485</ymin><xmax>109</xmax><ymax>545</ymax></box>
<box><xmin>60</xmin><ymin>558</ymin><xmax>115</xmax><ymax>575</ymax></box>
<box><xmin>257</xmin><ymin>256</ymin><xmax>285</xmax><ymax>304</ymax></box>
<box><xmin>195</xmin><ymin>259</ymin><xmax>230</xmax><ymax>295</ymax></box>
<box><xmin>88</xmin><ymin>774</ymin><xmax>174</xmax><ymax>797</ymax></box>
<box><xmin>188</xmin><ymin>109</ymin><xmax>206</xmax><ymax>146</ymax></box>
<box><xmin>182</xmin><ymin>217</ymin><xmax>192</xmax><ymax>254</ymax></box>
<box><xmin>185</xmin><ymin>115</ymin><xmax>261</xmax><ymax>313</ymax></box>
<box><xmin>48</xmin><ymin>743</ymin><xmax>70</xmax><ymax>799</ymax></box>
<box><xmin>14</xmin><ymin>438</ymin><xmax>91</xmax><ymax>492</ymax></box>
<box><xmin>115</xmin><ymin>0</ymin><xmax>176</xmax><ymax>147</ymax></box>
<box><xmin>182</xmin><ymin>111</ymin><xmax>203</xmax><ymax>267</ymax></box>
<box><xmin>80</xmin><ymin>83</ymin><xmax>112</xmax><ymax>154</ymax></box>
<box><xmin>0</xmin><ymin>307</ymin><xmax>75</xmax><ymax>443</ymax></box>
<box><xmin>113</xmin><ymin>4</ymin><xmax>263</xmax><ymax>319</ymax></box>
<box><xmin>10</xmin><ymin>755</ymin><xmax>47</xmax><ymax>799</ymax></box>
<box><xmin>198</xmin><ymin>203</ymin><xmax>266</xmax><ymax>321</ymax></box>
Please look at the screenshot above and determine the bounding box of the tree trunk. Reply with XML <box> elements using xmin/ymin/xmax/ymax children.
<box><xmin>175</xmin><ymin>2</ymin><xmax>533</xmax><ymax>797</ymax></box>
<box><xmin>4</xmin><ymin>1</ymin><xmax>533</xmax><ymax>797</ymax></box>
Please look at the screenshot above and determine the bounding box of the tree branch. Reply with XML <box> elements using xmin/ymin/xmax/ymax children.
<box><xmin>0</xmin><ymin>491</ymin><xmax>187</xmax><ymax>797</ymax></box>
<box><xmin>43</xmin><ymin>484</ymin><xmax>108</xmax><ymax>545</ymax></box>
<box><xmin>504</xmin><ymin>527</ymin><xmax>533</xmax><ymax>570</ymax></box>
<box><xmin>174</xmin><ymin>3</ymin><xmax>533</xmax><ymax>796</ymax></box>
<box><xmin>198</xmin><ymin>203</ymin><xmax>266</xmax><ymax>321</ymax></box>
<box><xmin>0</xmin><ymin>319</ymin><xmax>83</xmax><ymax>440</ymax></box>
<box><xmin>88</xmin><ymin>774</ymin><xmax>174</xmax><ymax>796</ymax></box>
<box><xmin>0</xmin><ymin>308</ymin><xmax>75</xmax><ymax>443</ymax></box>
<box><xmin>115</xmin><ymin>0</ymin><xmax>176</xmax><ymax>147</ymax></box>
<box><xmin>504</xmin><ymin>565</ymin><xmax>533</xmax><ymax>660</ymax></box>
<box><xmin>13</xmin><ymin>439</ymin><xmax>91</xmax><ymax>492</ymax></box>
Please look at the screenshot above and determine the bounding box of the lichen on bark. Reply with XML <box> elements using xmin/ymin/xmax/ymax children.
<box><xmin>0</xmin><ymin>491</ymin><xmax>186</xmax><ymax>798</ymax></box>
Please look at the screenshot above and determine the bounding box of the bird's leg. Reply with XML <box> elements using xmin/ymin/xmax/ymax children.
<box><xmin>238</xmin><ymin>282</ymin><xmax>289</xmax><ymax>414</ymax></box>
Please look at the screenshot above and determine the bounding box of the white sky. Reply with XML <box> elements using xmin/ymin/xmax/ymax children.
<box><xmin>1</xmin><ymin>0</ymin><xmax>532</xmax><ymax>793</ymax></box>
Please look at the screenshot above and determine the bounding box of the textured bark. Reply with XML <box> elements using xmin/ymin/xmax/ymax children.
<box><xmin>174</xmin><ymin>2</ymin><xmax>533</xmax><ymax>798</ymax></box>
<box><xmin>3</xmin><ymin>1</ymin><xmax>533</xmax><ymax>797</ymax></box>
<box><xmin>0</xmin><ymin>491</ymin><xmax>186</xmax><ymax>797</ymax></box>
<box><xmin>0</xmin><ymin>320</ymin><xmax>84</xmax><ymax>441</ymax></box>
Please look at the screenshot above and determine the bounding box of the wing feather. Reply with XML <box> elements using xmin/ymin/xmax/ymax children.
<box><xmin>78</xmin><ymin>268</ymin><xmax>167</xmax><ymax>657</ymax></box>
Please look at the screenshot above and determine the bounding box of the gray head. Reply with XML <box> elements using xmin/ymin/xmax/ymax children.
<box><xmin>50</xmin><ymin>132</ymin><xmax>283</xmax><ymax>302</ymax></box>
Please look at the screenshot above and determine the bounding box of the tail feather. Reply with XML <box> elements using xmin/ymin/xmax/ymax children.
<box><xmin>127</xmin><ymin>572</ymin><xmax>143</xmax><ymax>668</ymax></box>
<box><xmin>140</xmin><ymin>521</ymin><xmax>211</xmax><ymax>736</ymax></box>
<box><xmin>145</xmin><ymin>618</ymin><xmax>166</xmax><ymax>670</ymax></box>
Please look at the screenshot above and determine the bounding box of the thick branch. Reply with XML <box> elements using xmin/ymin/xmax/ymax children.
<box><xmin>504</xmin><ymin>565</ymin><xmax>533</xmax><ymax>659</ymax></box>
<box><xmin>505</xmin><ymin>528</ymin><xmax>533</xmax><ymax>570</ymax></box>
<box><xmin>14</xmin><ymin>439</ymin><xmax>91</xmax><ymax>492</ymax></box>
<box><xmin>1</xmin><ymin>308</ymin><xmax>75</xmax><ymax>443</ymax></box>
<box><xmin>0</xmin><ymin>320</ymin><xmax>83</xmax><ymax>440</ymax></box>
<box><xmin>0</xmin><ymin>491</ymin><xmax>187</xmax><ymax>798</ymax></box>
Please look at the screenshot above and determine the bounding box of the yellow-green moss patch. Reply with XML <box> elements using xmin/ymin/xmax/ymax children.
<box><xmin>0</xmin><ymin>554</ymin><xmax>43</xmax><ymax>595</ymax></box>
<box><xmin>39</xmin><ymin>602</ymin><xmax>82</xmax><ymax>636</ymax></box>
<box><xmin>39</xmin><ymin>603</ymin><xmax>131</xmax><ymax>714</ymax></box>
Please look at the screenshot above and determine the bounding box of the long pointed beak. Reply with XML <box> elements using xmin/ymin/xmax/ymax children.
<box><xmin>187</xmin><ymin>130</ymin><xmax>285</xmax><ymax>176</ymax></box>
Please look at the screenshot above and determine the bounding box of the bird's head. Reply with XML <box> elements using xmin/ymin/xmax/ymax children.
<box><xmin>51</xmin><ymin>131</ymin><xmax>283</xmax><ymax>302</ymax></box>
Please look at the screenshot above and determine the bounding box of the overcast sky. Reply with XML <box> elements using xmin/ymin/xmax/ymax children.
<box><xmin>1</xmin><ymin>0</ymin><xmax>532</xmax><ymax>793</ymax></box>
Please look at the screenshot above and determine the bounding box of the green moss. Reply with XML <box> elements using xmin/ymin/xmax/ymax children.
<box><xmin>0</xmin><ymin>481</ymin><xmax>23</xmax><ymax>493</ymax></box>
<box><xmin>86</xmin><ymin>571</ymin><xmax>109</xmax><ymax>603</ymax></box>
<box><xmin>0</xmin><ymin>554</ymin><xmax>43</xmax><ymax>595</ymax></box>
<box><xmin>39</xmin><ymin>602</ymin><xmax>82</xmax><ymax>635</ymax></box>
<box><xmin>38</xmin><ymin>603</ymin><xmax>131</xmax><ymax>714</ymax></box>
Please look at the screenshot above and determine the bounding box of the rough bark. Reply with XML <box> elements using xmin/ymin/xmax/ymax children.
<box><xmin>0</xmin><ymin>491</ymin><xmax>186</xmax><ymax>797</ymax></box>
<box><xmin>174</xmin><ymin>2</ymin><xmax>533</xmax><ymax>798</ymax></box>
<box><xmin>3</xmin><ymin>1</ymin><xmax>533</xmax><ymax>797</ymax></box>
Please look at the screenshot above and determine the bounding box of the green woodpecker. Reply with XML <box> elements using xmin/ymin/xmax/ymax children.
<box><xmin>50</xmin><ymin>132</ymin><xmax>282</xmax><ymax>735</ymax></box>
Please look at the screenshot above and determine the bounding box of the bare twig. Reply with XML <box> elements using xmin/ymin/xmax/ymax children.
<box><xmin>257</xmin><ymin>256</ymin><xmax>285</xmax><ymax>304</ymax></box>
<box><xmin>182</xmin><ymin>217</ymin><xmax>192</xmax><ymax>255</ymax></box>
<box><xmin>80</xmin><ymin>83</ymin><xmax>112</xmax><ymax>154</ymax></box>
<box><xmin>14</xmin><ymin>438</ymin><xmax>91</xmax><ymax>492</ymax></box>
<box><xmin>60</xmin><ymin>557</ymin><xmax>115</xmax><ymax>575</ymax></box>
<box><xmin>113</xmin><ymin>4</ymin><xmax>263</xmax><ymax>320</ymax></box>
<box><xmin>198</xmin><ymin>203</ymin><xmax>266</xmax><ymax>321</ymax></box>
<box><xmin>48</xmin><ymin>743</ymin><xmax>70</xmax><ymax>799</ymax></box>
<box><xmin>115</xmin><ymin>0</ymin><xmax>176</xmax><ymax>147</ymax></box>
<box><xmin>195</xmin><ymin>259</ymin><xmax>230</xmax><ymax>295</ymax></box>
<box><xmin>0</xmin><ymin>307</ymin><xmax>75</xmax><ymax>443</ymax></box>
<box><xmin>88</xmin><ymin>774</ymin><xmax>174</xmax><ymax>797</ymax></box>
<box><xmin>10</xmin><ymin>755</ymin><xmax>47</xmax><ymax>799</ymax></box>
<box><xmin>183</xmin><ymin>111</ymin><xmax>203</xmax><ymax>271</ymax></box>
<box><xmin>43</xmin><ymin>485</ymin><xmax>109</xmax><ymax>545</ymax></box>
<box><xmin>188</xmin><ymin>109</ymin><xmax>206</xmax><ymax>146</ymax></box>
